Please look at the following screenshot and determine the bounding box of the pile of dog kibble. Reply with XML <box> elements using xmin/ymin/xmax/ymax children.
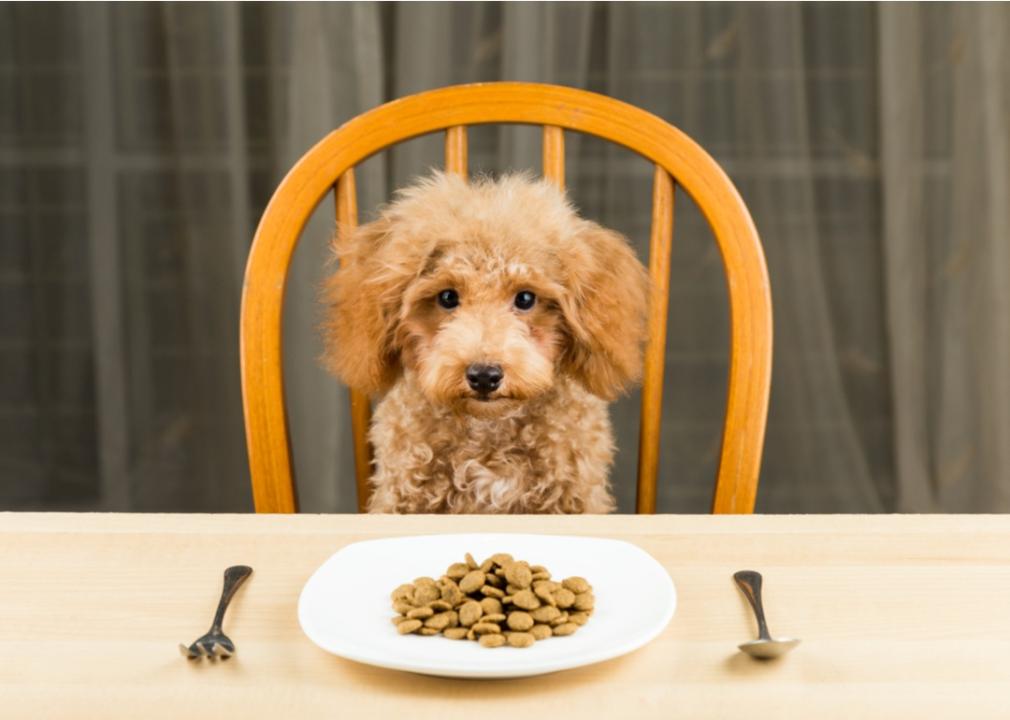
<box><xmin>390</xmin><ymin>552</ymin><xmax>594</xmax><ymax>648</ymax></box>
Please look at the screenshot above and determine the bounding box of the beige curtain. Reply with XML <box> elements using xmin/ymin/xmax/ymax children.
<box><xmin>2</xmin><ymin>2</ymin><xmax>1008</xmax><ymax>514</ymax></box>
<box><xmin>880</xmin><ymin>3</ymin><xmax>1010</xmax><ymax>511</ymax></box>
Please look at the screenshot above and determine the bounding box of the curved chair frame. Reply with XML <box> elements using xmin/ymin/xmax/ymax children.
<box><xmin>241</xmin><ymin>82</ymin><xmax>772</xmax><ymax>515</ymax></box>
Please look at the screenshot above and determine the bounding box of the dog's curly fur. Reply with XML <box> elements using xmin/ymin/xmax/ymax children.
<box><xmin>321</xmin><ymin>172</ymin><xmax>649</xmax><ymax>513</ymax></box>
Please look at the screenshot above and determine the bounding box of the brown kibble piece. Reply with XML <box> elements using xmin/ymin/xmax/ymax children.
<box><xmin>414</xmin><ymin>576</ymin><xmax>437</xmax><ymax>586</ymax></box>
<box><xmin>484</xmin><ymin>573</ymin><xmax>502</xmax><ymax>588</ymax></box>
<box><xmin>446</xmin><ymin>563</ymin><xmax>470</xmax><ymax>580</ymax></box>
<box><xmin>459</xmin><ymin>600</ymin><xmax>483</xmax><ymax>626</ymax></box>
<box><xmin>530</xmin><ymin>624</ymin><xmax>552</xmax><ymax>640</ymax></box>
<box><xmin>533</xmin><ymin>580</ymin><xmax>560</xmax><ymax>593</ymax></box>
<box><xmin>391</xmin><ymin>584</ymin><xmax>414</xmax><ymax>602</ymax></box>
<box><xmin>534</xmin><ymin>585</ymin><xmax>557</xmax><ymax>606</ymax></box>
<box><xmin>573</xmin><ymin>592</ymin><xmax>595</xmax><ymax>611</ymax></box>
<box><xmin>479</xmin><ymin>585</ymin><xmax>505</xmax><ymax>599</ymax></box>
<box><xmin>393</xmin><ymin>600</ymin><xmax>414</xmax><ymax>614</ymax></box>
<box><xmin>490</xmin><ymin>553</ymin><xmax>514</xmax><ymax>566</ymax></box>
<box><xmin>428</xmin><ymin>600</ymin><xmax>452</xmax><ymax>612</ymax></box>
<box><xmin>569</xmin><ymin>612</ymin><xmax>590</xmax><ymax>626</ymax></box>
<box><xmin>418</xmin><ymin>627</ymin><xmax>439</xmax><ymax>636</ymax></box>
<box><xmin>471</xmin><ymin>622</ymin><xmax>501</xmax><ymax>635</ymax></box>
<box><xmin>440</xmin><ymin>581</ymin><xmax>464</xmax><ymax>606</ymax></box>
<box><xmin>506</xmin><ymin>611</ymin><xmax>534</xmax><ymax>631</ymax></box>
<box><xmin>530</xmin><ymin>605</ymin><xmax>562</xmax><ymax>623</ymax></box>
<box><xmin>413</xmin><ymin>585</ymin><xmax>440</xmax><ymax>605</ymax></box>
<box><xmin>443</xmin><ymin>627</ymin><xmax>468</xmax><ymax>640</ymax></box>
<box><xmin>563</xmin><ymin>577</ymin><xmax>591</xmax><ymax>594</ymax></box>
<box><xmin>425</xmin><ymin>612</ymin><xmax>453</xmax><ymax>630</ymax></box>
<box><xmin>465</xmin><ymin>553</ymin><xmax>478</xmax><ymax>569</ymax></box>
<box><xmin>529</xmin><ymin>622</ymin><xmax>553</xmax><ymax>638</ymax></box>
<box><xmin>507</xmin><ymin>632</ymin><xmax>536</xmax><ymax>648</ymax></box>
<box><xmin>397</xmin><ymin>619</ymin><xmax>423</xmax><ymax>634</ymax></box>
<box><xmin>553</xmin><ymin>588</ymin><xmax>576</xmax><ymax>609</ymax></box>
<box><xmin>459</xmin><ymin>570</ymin><xmax>486</xmax><ymax>593</ymax></box>
<box><xmin>482</xmin><ymin>613</ymin><xmax>506</xmax><ymax>624</ymax></box>
<box><xmin>406</xmin><ymin>606</ymin><xmax>434</xmax><ymax>619</ymax></box>
<box><xmin>550</xmin><ymin>612</ymin><xmax>570</xmax><ymax>627</ymax></box>
<box><xmin>479</xmin><ymin>558</ymin><xmax>495</xmax><ymax>573</ymax></box>
<box><xmin>480</xmin><ymin>597</ymin><xmax>503</xmax><ymax>615</ymax></box>
<box><xmin>479</xmin><ymin>634</ymin><xmax>506</xmax><ymax>648</ymax></box>
<box><xmin>552</xmin><ymin>622</ymin><xmax>579</xmax><ymax>636</ymax></box>
<box><xmin>512</xmin><ymin>590</ymin><xmax>540</xmax><ymax>610</ymax></box>
<box><xmin>504</xmin><ymin>562</ymin><xmax>533</xmax><ymax>589</ymax></box>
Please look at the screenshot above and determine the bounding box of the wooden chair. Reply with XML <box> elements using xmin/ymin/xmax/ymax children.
<box><xmin>241</xmin><ymin>82</ymin><xmax>772</xmax><ymax>515</ymax></box>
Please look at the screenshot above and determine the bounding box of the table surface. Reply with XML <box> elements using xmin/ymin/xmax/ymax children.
<box><xmin>2</xmin><ymin>512</ymin><xmax>1008</xmax><ymax>719</ymax></box>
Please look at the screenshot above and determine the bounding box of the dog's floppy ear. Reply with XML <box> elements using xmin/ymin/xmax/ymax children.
<box><xmin>321</xmin><ymin>217</ymin><xmax>411</xmax><ymax>395</ymax></box>
<box><xmin>559</xmin><ymin>222</ymin><xmax>650</xmax><ymax>400</ymax></box>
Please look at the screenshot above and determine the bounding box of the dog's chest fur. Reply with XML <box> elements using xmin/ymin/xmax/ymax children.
<box><xmin>366</xmin><ymin>377</ymin><xmax>616</xmax><ymax>514</ymax></box>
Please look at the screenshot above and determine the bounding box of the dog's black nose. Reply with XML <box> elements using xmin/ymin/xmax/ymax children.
<box><xmin>466</xmin><ymin>364</ymin><xmax>503</xmax><ymax>394</ymax></box>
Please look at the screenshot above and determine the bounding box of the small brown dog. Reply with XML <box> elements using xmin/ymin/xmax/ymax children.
<box><xmin>322</xmin><ymin>172</ymin><xmax>648</xmax><ymax>513</ymax></box>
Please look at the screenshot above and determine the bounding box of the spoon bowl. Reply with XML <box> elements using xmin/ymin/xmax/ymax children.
<box><xmin>738</xmin><ymin>637</ymin><xmax>801</xmax><ymax>660</ymax></box>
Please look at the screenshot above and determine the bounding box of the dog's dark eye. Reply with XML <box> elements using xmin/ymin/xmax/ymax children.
<box><xmin>514</xmin><ymin>290</ymin><xmax>536</xmax><ymax>311</ymax></box>
<box><xmin>437</xmin><ymin>289</ymin><xmax>459</xmax><ymax>309</ymax></box>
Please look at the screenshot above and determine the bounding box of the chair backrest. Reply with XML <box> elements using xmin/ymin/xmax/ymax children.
<box><xmin>241</xmin><ymin>82</ymin><xmax>772</xmax><ymax>515</ymax></box>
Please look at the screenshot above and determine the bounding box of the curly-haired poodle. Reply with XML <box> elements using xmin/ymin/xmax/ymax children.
<box><xmin>322</xmin><ymin>171</ymin><xmax>649</xmax><ymax>513</ymax></box>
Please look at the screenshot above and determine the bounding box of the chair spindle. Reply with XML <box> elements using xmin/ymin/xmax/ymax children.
<box><xmin>542</xmin><ymin>125</ymin><xmax>565</xmax><ymax>188</ymax></box>
<box><xmin>636</xmin><ymin>166</ymin><xmax>675</xmax><ymax>514</ymax></box>
<box><xmin>445</xmin><ymin>126</ymin><xmax>468</xmax><ymax>178</ymax></box>
<box><xmin>335</xmin><ymin>169</ymin><xmax>374</xmax><ymax>512</ymax></box>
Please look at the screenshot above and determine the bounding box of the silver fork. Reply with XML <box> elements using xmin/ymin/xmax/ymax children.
<box><xmin>179</xmin><ymin>565</ymin><xmax>253</xmax><ymax>661</ymax></box>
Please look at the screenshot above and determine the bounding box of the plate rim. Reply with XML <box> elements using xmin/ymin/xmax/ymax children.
<box><xmin>297</xmin><ymin>532</ymin><xmax>676</xmax><ymax>678</ymax></box>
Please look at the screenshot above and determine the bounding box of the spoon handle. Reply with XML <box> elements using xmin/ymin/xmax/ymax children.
<box><xmin>733</xmin><ymin>570</ymin><xmax>771</xmax><ymax>641</ymax></box>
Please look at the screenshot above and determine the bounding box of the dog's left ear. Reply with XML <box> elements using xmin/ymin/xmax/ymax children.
<box><xmin>559</xmin><ymin>222</ymin><xmax>650</xmax><ymax>400</ymax></box>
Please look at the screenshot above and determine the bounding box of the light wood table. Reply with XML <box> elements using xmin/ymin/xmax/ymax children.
<box><xmin>2</xmin><ymin>513</ymin><xmax>1008</xmax><ymax>719</ymax></box>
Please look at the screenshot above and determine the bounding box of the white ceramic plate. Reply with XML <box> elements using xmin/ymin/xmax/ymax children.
<box><xmin>298</xmin><ymin>533</ymin><xmax>676</xmax><ymax>678</ymax></box>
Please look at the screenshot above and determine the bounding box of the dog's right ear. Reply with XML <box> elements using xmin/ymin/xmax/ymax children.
<box><xmin>320</xmin><ymin>217</ymin><xmax>408</xmax><ymax>395</ymax></box>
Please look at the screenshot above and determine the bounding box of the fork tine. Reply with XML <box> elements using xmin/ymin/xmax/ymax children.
<box><xmin>180</xmin><ymin>637</ymin><xmax>238</xmax><ymax>660</ymax></box>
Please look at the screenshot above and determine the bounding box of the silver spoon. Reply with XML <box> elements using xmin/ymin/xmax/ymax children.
<box><xmin>733</xmin><ymin>570</ymin><xmax>800</xmax><ymax>659</ymax></box>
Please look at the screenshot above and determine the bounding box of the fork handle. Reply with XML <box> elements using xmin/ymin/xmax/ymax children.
<box><xmin>210</xmin><ymin>565</ymin><xmax>253</xmax><ymax>633</ymax></box>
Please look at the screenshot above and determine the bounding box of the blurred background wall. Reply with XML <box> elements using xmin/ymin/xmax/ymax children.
<box><xmin>2</xmin><ymin>2</ymin><xmax>1009</xmax><ymax>513</ymax></box>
